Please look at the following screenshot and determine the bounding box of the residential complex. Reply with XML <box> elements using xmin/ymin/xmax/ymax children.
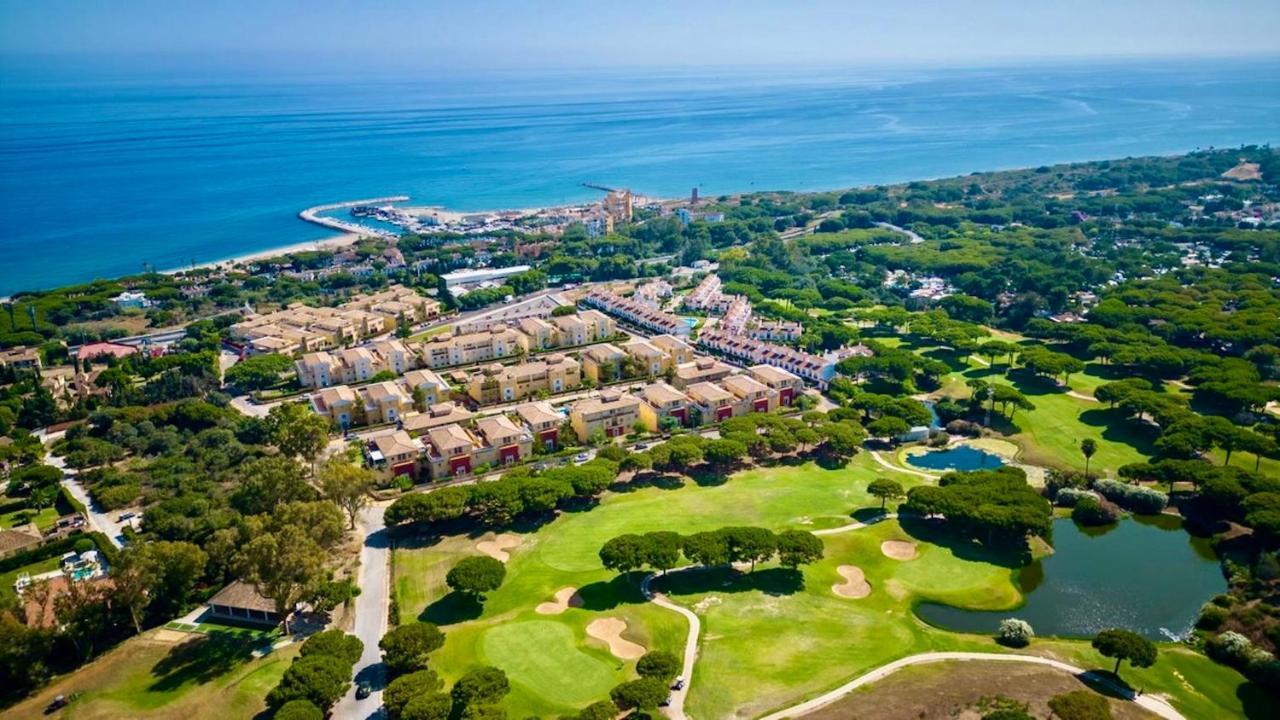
<box><xmin>583</xmin><ymin>289</ymin><xmax>691</xmax><ymax>337</ymax></box>
<box><xmin>231</xmin><ymin>284</ymin><xmax>440</xmax><ymax>355</ymax></box>
<box><xmin>466</xmin><ymin>354</ymin><xmax>581</xmax><ymax>404</ymax></box>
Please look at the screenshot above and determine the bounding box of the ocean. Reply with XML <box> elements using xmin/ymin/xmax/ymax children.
<box><xmin>1</xmin><ymin>58</ymin><xmax>1278</xmax><ymax>295</ymax></box>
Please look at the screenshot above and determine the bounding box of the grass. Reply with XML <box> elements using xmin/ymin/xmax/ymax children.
<box><xmin>3</xmin><ymin>630</ymin><xmax>297</xmax><ymax>720</ymax></box>
<box><xmin>0</xmin><ymin>556</ymin><xmax>61</xmax><ymax>605</ymax></box>
<box><xmin>0</xmin><ymin>506</ymin><xmax>59</xmax><ymax>531</ymax></box>
<box><xmin>392</xmin><ymin>451</ymin><xmax>1269</xmax><ymax>719</ymax></box>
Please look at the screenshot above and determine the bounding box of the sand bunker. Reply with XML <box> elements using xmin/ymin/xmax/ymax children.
<box><xmin>831</xmin><ymin>565</ymin><xmax>871</xmax><ymax>599</ymax></box>
<box><xmin>476</xmin><ymin>533</ymin><xmax>521</xmax><ymax>563</ymax></box>
<box><xmin>586</xmin><ymin>617</ymin><xmax>646</xmax><ymax>659</ymax></box>
<box><xmin>535</xmin><ymin>587</ymin><xmax>583</xmax><ymax>615</ymax></box>
<box><xmin>881</xmin><ymin>540</ymin><xmax>918</xmax><ymax>560</ymax></box>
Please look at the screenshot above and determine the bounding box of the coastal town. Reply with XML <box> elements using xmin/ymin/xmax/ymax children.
<box><xmin>1</xmin><ymin>146</ymin><xmax>1279</xmax><ymax>720</ymax></box>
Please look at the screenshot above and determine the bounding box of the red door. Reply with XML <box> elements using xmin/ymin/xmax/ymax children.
<box><xmin>716</xmin><ymin>406</ymin><xmax>733</xmax><ymax>421</ymax></box>
<box><xmin>753</xmin><ymin>398</ymin><xmax>769</xmax><ymax>413</ymax></box>
<box><xmin>499</xmin><ymin>445</ymin><xmax>521</xmax><ymax>465</ymax></box>
<box><xmin>449</xmin><ymin>456</ymin><xmax>472</xmax><ymax>476</ymax></box>
<box><xmin>671</xmin><ymin>408</ymin><xmax>687</xmax><ymax>426</ymax></box>
<box><xmin>779</xmin><ymin>388</ymin><xmax>794</xmax><ymax>406</ymax></box>
<box><xmin>540</xmin><ymin>429</ymin><xmax>558</xmax><ymax>450</ymax></box>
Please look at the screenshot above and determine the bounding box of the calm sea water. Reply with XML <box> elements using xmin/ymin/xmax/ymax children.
<box><xmin>2</xmin><ymin>59</ymin><xmax>1279</xmax><ymax>294</ymax></box>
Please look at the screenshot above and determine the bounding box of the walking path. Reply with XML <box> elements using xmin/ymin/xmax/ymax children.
<box><xmin>1065</xmin><ymin>390</ymin><xmax>1099</xmax><ymax>402</ymax></box>
<box><xmin>868</xmin><ymin>450</ymin><xmax>939</xmax><ymax>480</ymax></box>
<box><xmin>756</xmin><ymin>651</ymin><xmax>1186</xmax><ymax>720</ymax></box>
<box><xmin>38</xmin><ymin>430</ymin><xmax>128</xmax><ymax>548</ymax></box>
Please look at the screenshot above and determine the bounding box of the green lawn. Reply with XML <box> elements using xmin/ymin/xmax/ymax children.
<box><xmin>4</xmin><ymin>631</ymin><xmax>297</xmax><ymax>720</ymax></box>
<box><xmin>392</xmin><ymin>454</ymin><xmax>1266</xmax><ymax>718</ymax></box>
<box><xmin>0</xmin><ymin>505</ymin><xmax>59</xmax><ymax>531</ymax></box>
<box><xmin>0</xmin><ymin>556</ymin><xmax>61</xmax><ymax>605</ymax></box>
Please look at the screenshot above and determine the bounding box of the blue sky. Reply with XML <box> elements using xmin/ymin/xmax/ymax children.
<box><xmin>2</xmin><ymin>0</ymin><xmax>1278</xmax><ymax>72</ymax></box>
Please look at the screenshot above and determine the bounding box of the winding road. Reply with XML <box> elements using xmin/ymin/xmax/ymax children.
<box><xmin>640</xmin><ymin>570</ymin><xmax>701</xmax><ymax>720</ymax></box>
<box><xmin>755</xmin><ymin>651</ymin><xmax>1186</xmax><ymax>720</ymax></box>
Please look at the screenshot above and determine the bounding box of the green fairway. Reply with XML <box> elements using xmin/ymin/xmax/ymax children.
<box><xmin>480</xmin><ymin>620</ymin><xmax>621</xmax><ymax>706</ymax></box>
<box><xmin>392</xmin><ymin>452</ymin><xmax>1264</xmax><ymax>719</ymax></box>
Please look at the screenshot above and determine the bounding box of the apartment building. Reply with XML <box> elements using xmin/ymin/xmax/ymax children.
<box><xmin>346</xmin><ymin>285</ymin><xmax>442</xmax><ymax>324</ymax></box>
<box><xmin>367</xmin><ymin>430</ymin><xmax>424</xmax><ymax>479</ymax></box>
<box><xmin>581</xmin><ymin>343</ymin><xmax>626</xmax><ymax>383</ymax></box>
<box><xmin>685</xmin><ymin>381</ymin><xmax>738</xmax><ymax>423</ymax></box>
<box><xmin>683</xmin><ymin>273</ymin><xmax>732</xmax><ymax>313</ymax></box>
<box><xmin>232</xmin><ymin>302</ymin><xmax>395</xmax><ymax>356</ymax></box>
<box><xmin>750</xmin><ymin>320</ymin><xmax>803</xmax><ymax>343</ymax></box>
<box><xmin>0</xmin><ymin>346</ymin><xmax>42</xmax><ymax>372</ymax></box>
<box><xmin>583</xmin><ymin>290</ymin><xmax>691</xmax><ymax>337</ymax></box>
<box><xmin>467</xmin><ymin>354</ymin><xmax>581</xmax><ymax>404</ymax></box>
<box><xmin>402</xmin><ymin>402</ymin><xmax>474</xmax><ymax>436</ymax></box>
<box><xmin>637</xmin><ymin>381</ymin><xmax>691</xmax><ymax>431</ymax></box>
<box><xmin>313</xmin><ymin>385</ymin><xmax>359</xmax><ymax>427</ymax></box>
<box><xmin>515</xmin><ymin>401</ymin><xmax>563</xmax><ymax>450</ymax></box>
<box><xmin>570</xmin><ymin>390</ymin><xmax>642</xmax><ymax>441</ymax></box>
<box><xmin>721</xmin><ymin>295</ymin><xmax>753</xmax><ymax>334</ymax></box>
<box><xmin>361</xmin><ymin>381</ymin><xmax>414</xmax><ymax>424</ymax></box>
<box><xmin>722</xmin><ymin>373</ymin><xmax>775</xmax><ymax>413</ymax></box>
<box><xmin>650</xmin><ymin>334</ymin><xmax>695</xmax><ymax>366</ymax></box>
<box><xmin>474</xmin><ymin>415</ymin><xmax>532</xmax><ymax>466</ymax></box>
<box><xmin>424</xmin><ymin>424</ymin><xmax>480</xmax><ymax>478</ymax></box>
<box><xmin>551</xmin><ymin>314</ymin><xmax>591</xmax><ymax>346</ymax></box>
<box><xmin>518</xmin><ymin>317</ymin><xmax>558</xmax><ymax>350</ymax></box>
<box><xmin>418</xmin><ymin>326</ymin><xmax>527</xmax><ymax>369</ymax></box>
<box><xmin>621</xmin><ymin>338</ymin><xmax>669</xmax><ymax>377</ymax></box>
<box><xmin>579</xmin><ymin>309</ymin><xmax>617</xmax><ymax>341</ymax></box>
<box><xmin>400</xmin><ymin>368</ymin><xmax>450</xmax><ymax>407</ymax></box>
<box><xmin>698</xmin><ymin>329</ymin><xmax>838</xmax><ymax>387</ymax></box>
<box><xmin>672</xmin><ymin>357</ymin><xmax>735</xmax><ymax>389</ymax></box>
<box><xmin>369</xmin><ymin>339</ymin><xmax>416</xmax><ymax>375</ymax></box>
<box><xmin>748</xmin><ymin>364</ymin><xmax>805</xmax><ymax>407</ymax></box>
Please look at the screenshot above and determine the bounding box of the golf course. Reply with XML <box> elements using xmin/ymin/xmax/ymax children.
<box><xmin>391</xmin><ymin>451</ymin><xmax>1261</xmax><ymax>719</ymax></box>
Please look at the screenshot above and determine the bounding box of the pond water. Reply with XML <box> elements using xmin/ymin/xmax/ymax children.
<box><xmin>915</xmin><ymin>516</ymin><xmax>1224</xmax><ymax>640</ymax></box>
<box><xmin>907</xmin><ymin>445</ymin><xmax>1006</xmax><ymax>472</ymax></box>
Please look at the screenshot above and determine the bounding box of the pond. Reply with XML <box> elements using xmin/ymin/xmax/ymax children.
<box><xmin>915</xmin><ymin>516</ymin><xmax>1224</xmax><ymax>640</ymax></box>
<box><xmin>907</xmin><ymin>445</ymin><xmax>1005</xmax><ymax>472</ymax></box>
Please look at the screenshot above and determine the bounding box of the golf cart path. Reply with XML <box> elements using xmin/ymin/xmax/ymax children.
<box><xmin>755</xmin><ymin>651</ymin><xmax>1186</xmax><ymax>720</ymax></box>
<box><xmin>811</xmin><ymin>512</ymin><xmax>898</xmax><ymax>536</ymax></box>
<box><xmin>868</xmin><ymin>450</ymin><xmax>939</xmax><ymax>480</ymax></box>
<box><xmin>1065</xmin><ymin>390</ymin><xmax>1099</xmax><ymax>402</ymax></box>
<box><xmin>641</xmin><ymin>570</ymin><xmax>700</xmax><ymax>720</ymax></box>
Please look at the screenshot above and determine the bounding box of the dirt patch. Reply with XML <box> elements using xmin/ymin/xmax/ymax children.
<box><xmin>802</xmin><ymin>659</ymin><xmax>1156</xmax><ymax>720</ymax></box>
<box><xmin>535</xmin><ymin>587</ymin><xmax>583</xmax><ymax>615</ymax></box>
<box><xmin>832</xmin><ymin>565</ymin><xmax>871</xmax><ymax>599</ymax></box>
<box><xmin>1222</xmin><ymin>161</ymin><xmax>1262</xmax><ymax>181</ymax></box>
<box><xmin>586</xmin><ymin>617</ymin><xmax>646</xmax><ymax>659</ymax></box>
<box><xmin>151</xmin><ymin>629</ymin><xmax>192</xmax><ymax>644</ymax></box>
<box><xmin>881</xmin><ymin>540</ymin><xmax>918</xmax><ymax>560</ymax></box>
<box><xmin>476</xmin><ymin>533</ymin><xmax>521</xmax><ymax>563</ymax></box>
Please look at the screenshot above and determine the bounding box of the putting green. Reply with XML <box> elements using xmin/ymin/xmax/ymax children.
<box><xmin>480</xmin><ymin>620</ymin><xmax>621</xmax><ymax>707</ymax></box>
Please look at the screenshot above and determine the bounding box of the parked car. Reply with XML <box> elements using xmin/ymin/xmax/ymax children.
<box><xmin>355</xmin><ymin>682</ymin><xmax>372</xmax><ymax>700</ymax></box>
<box><xmin>633</xmin><ymin>442</ymin><xmax>649</xmax><ymax>450</ymax></box>
<box><xmin>117</xmin><ymin>512</ymin><xmax>136</xmax><ymax>522</ymax></box>
<box><xmin>672</xmin><ymin>676</ymin><xmax>685</xmax><ymax>690</ymax></box>
<box><xmin>573</xmin><ymin>452</ymin><xmax>590</xmax><ymax>463</ymax></box>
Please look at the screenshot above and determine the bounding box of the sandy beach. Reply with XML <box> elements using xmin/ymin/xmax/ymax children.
<box><xmin>157</xmin><ymin>232</ymin><xmax>361</xmax><ymax>278</ymax></box>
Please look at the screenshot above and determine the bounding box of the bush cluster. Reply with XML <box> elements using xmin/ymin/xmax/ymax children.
<box><xmin>1092</xmin><ymin>479</ymin><xmax>1168</xmax><ymax>515</ymax></box>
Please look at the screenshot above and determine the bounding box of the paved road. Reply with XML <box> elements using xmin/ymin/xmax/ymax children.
<box><xmin>874</xmin><ymin>221</ymin><xmax>926</xmax><ymax>244</ymax></box>
<box><xmin>333</xmin><ymin>503</ymin><xmax>391</xmax><ymax>720</ymax></box>
<box><xmin>39</xmin><ymin>431</ymin><xmax>128</xmax><ymax>548</ymax></box>
<box><xmin>756</xmin><ymin>651</ymin><xmax>1186</xmax><ymax>720</ymax></box>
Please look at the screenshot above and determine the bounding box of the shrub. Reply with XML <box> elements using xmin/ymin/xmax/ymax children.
<box><xmin>575</xmin><ymin>701</ymin><xmax>618</xmax><ymax>720</ymax></box>
<box><xmin>451</xmin><ymin>666</ymin><xmax>510</xmax><ymax>707</ymax></box>
<box><xmin>1055</xmin><ymin>487</ymin><xmax>1098</xmax><ymax>508</ymax></box>
<box><xmin>1196</xmin><ymin>603</ymin><xmax>1230</xmax><ymax>631</ymax></box>
<box><xmin>299</xmin><ymin>630</ymin><xmax>363</xmax><ymax>667</ymax></box>
<box><xmin>266</xmin><ymin>654</ymin><xmax>351</xmax><ymax>711</ymax></box>
<box><xmin>384</xmin><ymin>669</ymin><xmax>443</xmax><ymax>720</ymax></box>
<box><xmin>274</xmin><ymin>699</ymin><xmax>324</xmax><ymax>720</ymax></box>
<box><xmin>1092</xmin><ymin>479</ymin><xmax>1167</xmax><ymax>514</ymax></box>
<box><xmin>1072</xmin><ymin>497</ymin><xmax>1119</xmax><ymax>526</ymax></box>
<box><xmin>945</xmin><ymin>419</ymin><xmax>981</xmax><ymax>436</ymax></box>
<box><xmin>379</xmin><ymin>623</ymin><xmax>446</xmax><ymax>677</ymax></box>
<box><xmin>636</xmin><ymin>650</ymin><xmax>682</xmax><ymax>680</ymax></box>
<box><xmin>1207</xmin><ymin>631</ymin><xmax>1274</xmax><ymax>669</ymax></box>
<box><xmin>997</xmin><ymin>618</ymin><xmax>1034</xmax><ymax>648</ymax></box>
<box><xmin>446</xmin><ymin>556</ymin><xmax>507</xmax><ymax>598</ymax></box>
<box><xmin>1047</xmin><ymin>690</ymin><xmax>1112</xmax><ymax>720</ymax></box>
<box><xmin>610</xmin><ymin>678</ymin><xmax>670</xmax><ymax>710</ymax></box>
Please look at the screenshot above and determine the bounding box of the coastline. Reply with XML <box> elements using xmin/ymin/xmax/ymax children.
<box><xmin>155</xmin><ymin>231</ymin><xmax>364</xmax><ymax>278</ymax></box>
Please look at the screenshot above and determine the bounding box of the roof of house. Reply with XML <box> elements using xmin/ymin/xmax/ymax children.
<box><xmin>515</xmin><ymin>401</ymin><xmax>561</xmax><ymax>426</ymax></box>
<box><xmin>572</xmin><ymin>391</ymin><xmax>642</xmax><ymax>416</ymax></box>
<box><xmin>401</xmin><ymin>404</ymin><xmax>474</xmax><ymax>433</ymax></box>
<box><xmin>206</xmin><ymin>580</ymin><xmax>276</xmax><ymax>614</ymax></box>
<box><xmin>583</xmin><ymin>343</ymin><xmax>626</xmax><ymax>363</ymax></box>
<box><xmin>476</xmin><ymin>415</ymin><xmax>523</xmax><ymax>444</ymax></box>
<box><xmin>686</xmin><ymin>381</ymin><xmax>733</xmax><ymax>403</ymax></box>
<box><xmin>77</xmin><ymin>341</ymin><xmax>139</xmax><ymax>361</ymax></box>
<box><xmin>650</xmin><ymin>334</ymin><xmax>693</xmax><ymax>353</ymax></box>
<box><xmin>641</xmin><ymin>381</ymin><xmax>688</xmax><ymax>405</ymax></box>
<box><xmin>622</xmin><ymin>339</ymin><xmax>664</xmax><ymax>358</ymax></box>
<box><xmin>748</xmin><ymin>363</ymin><xmax>802</xmax><ymax>384</ymax></box>
<box><xmin>722</xmin><ymin>374</ymin><xmax>769</xmax><ymax>397</ymax></box>
<box><xmin>427</xmin><ymin>424</ymin><xmax>477</xmax><ymax>453</ymax></box>
<box><xmin>0</xmin><ymin>529</ymin><xmax>41</xmax><ymax>554</ymax></box>
<box><xmin>373</xmin><ymin>430</ymin><xmax>420</xmax><ymax>458</ymax></box>
<box><xmin>402</xmin><ymin>368</ymin><xmax>447</xmax><ymax>389</ymax></box>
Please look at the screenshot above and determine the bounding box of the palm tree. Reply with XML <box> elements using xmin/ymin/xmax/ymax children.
<box><xmin>1081</xmin><ymin>438</ymin><xmax>1097</xmax><ymax>479</ymax></box>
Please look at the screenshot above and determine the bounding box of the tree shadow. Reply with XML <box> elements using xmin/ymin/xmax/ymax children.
<box><xmin>149</xmin><ymin>631</ymin><xmax>257</xmax><ymax>692</ymax></box>
<box><xmin>1075</xmin><ymin>669</ymin><xmax>1136</xmax><ymax>701</ymax></box>
<box><xmin>1078</xmin><ymin>409</ymin><xmax>1160</xmax><ymax>455</ymax></box>
<box><xmin>852</xmin><ymin>507</ymin><xmax>890</xmax><ymax>523</ymax></box>
<box><xmin>1005</xmin><ymin>369</ymin><xmax>1068</xmax><ymax>397</ymax></box>
<box><xmin>576</xmin><ymin>574</ymin><xmax>649</xmax><ymax>611</ymax></box>
<box><xmin>898</xmin><ymin>514</ymin><xmax>1032</xmax><ymax>569</ymax></box>
<box><xmin>651</xmin><ymin>566</ymin><xmax>804</xmax><ymax>597</ymax></box>
<box><xmin>422</xmin><ymin>591</ymin><xmax>484</xmax><ymax>625</ymax></box>
<box><xmin>1237</xmin><ymin>680</ymin><xmax>1279</xmax><ymax>719</ymax></box>
<box><xmin>689</xmin><ymin>466</ymin><xmax>730</xmax><ymax>487</ymax></box>
<box><xmin>610</xmin><ymin>472</ymin><xmax>685</xmax><ymax>494</ymax></box>
<box><xmin>815</xmin><ymin>455</ymin><xmax>852</xmax><ymax>470</ymax></box>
